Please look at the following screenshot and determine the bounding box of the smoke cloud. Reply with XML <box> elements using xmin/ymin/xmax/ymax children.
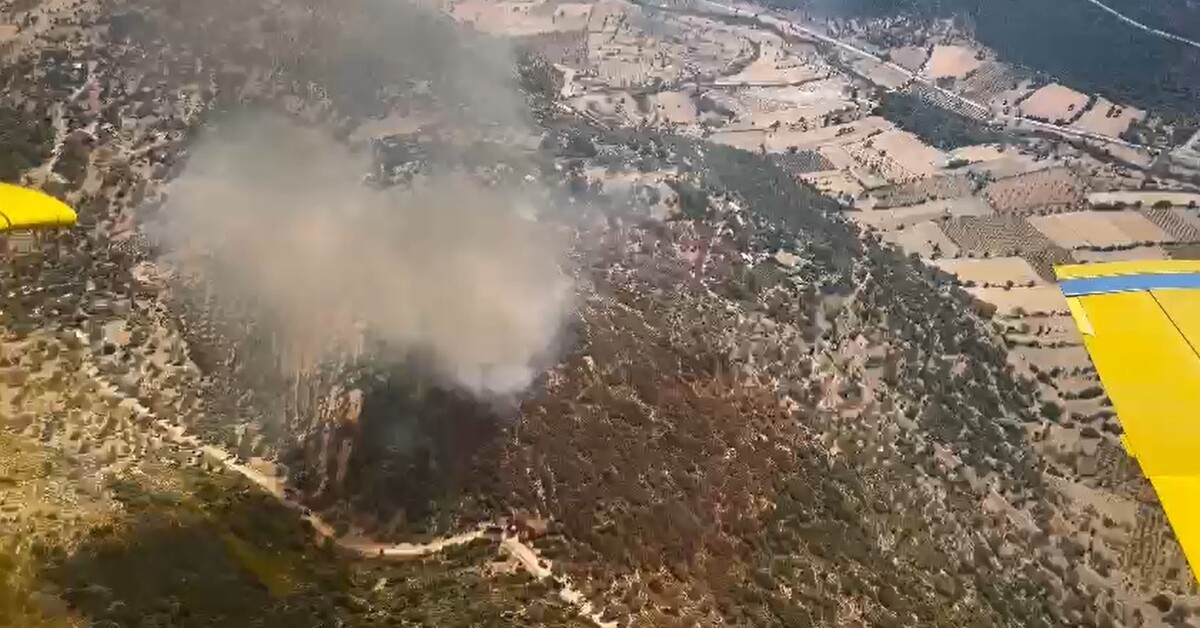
<box><xmin>152</xmin><ymin>113</ymin><xmax>572</xmax><ymax>395</ymax></box>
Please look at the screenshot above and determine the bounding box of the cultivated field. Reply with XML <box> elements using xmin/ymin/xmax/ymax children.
<box><xmin>959</xmin><ymin>62</ymin><xmax>1022</xmax><ymax>104</ymax></box>
<box><xmin>872</xmin><ymin>173</ymin><xmax>975</xmax><ymax>208</ymax></box>
<box><xmin>935</xmin><ymin>257</ymin><xmax>1045</xmax><ymax>286</ymax></box>
<box><xmin>940</xmin><ymin>214</ymin><xmax>1073</xmax><ymax>279</ymax></box>
<box><xmin>925</xmin><ymin>44</ymin><xmax>983</xmax><ymax>79</ymax></box>
<box><xmin>883</xmin><ymin>221</ymin><xmax>960</xmax><ymax>257</ymax></box>
<box><xmin>887</xmin><ymin>45</ymin><xmax>927</xmax><ymax>72</ymax></box>
<box><xmin>862</xmin><ymin>129</ymin><xmax>946</xmax><ymax>180</ymax></box>
<box><xmin>982</xmin><ymin>167</ymin><xmax>1087</xmax><ymax>213</ymax></box>
<box><xmin>1030</xmin><ymin>211</ymin><xmax>1170</xmax><ymax>249</ymax></box>
<box><xmin>1141</xmin><ymin>208</ymin><xmax>1200</xmax><ymax>242</ymax></box>
<box><xmin>967</xmin><ymin>286</ymin><xmax>1069</xmax><ymax>316</ymax></box>
<box><xmin>1018</xmin><ymin>83</ymin><xmax>1090</xmax><ymax>124</ymax></box>
<box><xmin>1072</xmin><ymin>246</ymin><xmax>1170</xmax><ymax>263</ymax></box>
<box><xmin>852</xmin><ymin>197</ymin><xmax>990</xmax><ymax>231</ymax></box>
<box><xmin>1071</xmin><ymin>98</ymin><xmax>1145</xmax><ymax>139</ymax></box>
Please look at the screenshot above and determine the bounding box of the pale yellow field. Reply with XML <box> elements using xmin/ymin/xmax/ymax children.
<box><xmin>1019</xmin><ymin>84</ymin><xmax>1090</xmax><ymax>124</ymax></box>
<box><xmin>936</xmin><ymin>257</ymin><xmax>1046</xmax><ymax>286</ymax></box>
<box><xmin>1070</xmin><ymin>97</ymin><xmax>1145</xmax><ymax>139</ymax></box>
<box><xmin>846</xmin><ymin>129</ymin><xmax>947</xmax><ymax>183</ymax></box>
<box><xmin>1030</xmin><ymin>211</ymin><xmax>1169</xmax><ymax>248</ymax></box>
<box><xmin>883</xmin><ymin>221</ymin><xmax>959</xmax><ymax>257</ymax></box>
<box><xmin>968</xmin><ymin>285</ymin><xmax>1070</xmax><ymax>315</ymax></box>
<box><xmin>926</xmin><ymin>44</ymin><xmax>983</xmax><ymax>79</ymax></box>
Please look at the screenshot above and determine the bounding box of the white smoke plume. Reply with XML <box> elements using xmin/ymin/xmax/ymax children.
<box><xmin>152</xmin><ymin>113</ymin><xmax>572</xmax><ymax>395</ymax></box>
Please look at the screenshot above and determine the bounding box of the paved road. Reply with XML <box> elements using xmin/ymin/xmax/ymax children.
<box><xmin>1077</xmin><ymin>0</ymin><xmax>1200</xmax><ymax>50</ymax></box>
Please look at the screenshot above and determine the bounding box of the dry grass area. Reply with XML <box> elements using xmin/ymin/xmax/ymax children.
<box><xmin>852</xmin><ymin>57</ymin><xmax>910</xmax><ymax>89</ymax></box>
<box><xmin>1018</xmin><ymin>84</ymin><xmax>1090</xmax><ymax>124</ymax></box>
<box><xmin>888</xmin><ymin>45</ymin><xmax>927</xmax><ymax>72</ymax></box>
<box><xmin>935</xmin><ymin>257</ymin><xmax>1045</xmax><ymax>286</ymax></box>
<box><xmin>982</xmin><ymin>167</ymin><xmax>1087</xmax><ymax>213</ymax></box>
<box><xmin>967</xmin><ymin>285</ymin><xmax>1069</xmax><ymax>315</ymax></box>
<box><xmin>858</xmin><ymin>129</ymin><xmax>946</xmax><ymax>181</ymax></box>
<box><xmin>717</xmin><ymin>40</ymin><xmax>818</xmax><ymax>86</ymax></box>
<box><xmin>882</xmin><ymin>220</ymin><xmax>959</xmax><ymax>257</ymax></box>
<box><xmin>948</xmin><ymin>143</ymin><xmax>1006</xmax><ymax>165</ymax></box>
<box><xmin>964</xmin><ymin>151</ymin><xmax>1047</xmax><ymax>180</ymax></box>
<box><xmin>448</xmin><ymin>0</ymin><xmax>593</xmax><ymax>35</ymax></box>
<box><xmin>712</xmin><ymin>115</ymin><xmax>890</xmax><ymax>154</ymax></box>
<box><xmin>1004</xmin><ymin>314</ymin><xmax>1084</xmax><ymax>346</ymax></box>
<box><xmin>925</xmin><ymin>44</ymin><xmax>983</xmax><ymax>79</ymax></box>
<box><xmin>649</xmin><ymin>91</ymin><xmax>698</xmax><ymax>126</ymax></box>
<box><xmin>1011</xmin><ymin>345</ymin><xmax>1093</xmax><ymax>372</ymax></box>
<box><xmin>805</xmin><ymin>170</ymin><xmax>864</xmax><ymax>199</ymax></box>
<box><xmin>1070</xmin><ymin>98</ymin><xmax>1145</xmax><ymax>139</ymax></box>
<box><xmin>851</xmin><ymin>199</ymin><xmax>979</xmax><ymax>231</ymax></box>
<box><xmin>871</xmin><ymin>173</ymin><xmax>976</xmax><ymax>208</ymax></box>
<box><xmin>720</xmin><ymin>83</ymin><xmax>855</xmax><ymax>134</ymax></box>
<box><xmin>1072</xmin><ymin>245</ymin><xmax>1170</xmax><ymax>263</ymax></box>
<box><xmin>1166</xmin><ymin>242</ymin><xmax>1200</xmax><ymax>259</ymax></box>
<box><xmin>1030</xmin><ymin>211</ymin><xmax>1169</xmax><ymax>249</ymax></box>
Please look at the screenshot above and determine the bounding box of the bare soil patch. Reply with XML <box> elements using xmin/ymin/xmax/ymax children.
<box><xmin>1070</xmin><ymin>98</ymin><xmax>1144</xmax><ymax>139</ymax></box>
<box><xmin>1030</xmin><ymin>211</ymin><xmax>1168</xmax><ymax>249</ymax></box>
<box><xmin>1018</xmin><ymin>84</ymin><xmax>1089</xmax><ymax>124</ymax></box>
<box><xmin>936</xmin><ymin>257</ymin><xmax>1046</xmax><ymax>286</ymax></box>
<box><xmin>925</xmin><ymin>44</ymin><xmax>983</xmax><ymax>79</ymax></box>
<box><xmin>883</xmin><ymin>220</ymin><xmax>959</xmax><ymax>257</ymax></box>
<box><xmin>968</xmin><ymin>286</ymin><xmax>1069</xmax><ymax>316</ymax></box>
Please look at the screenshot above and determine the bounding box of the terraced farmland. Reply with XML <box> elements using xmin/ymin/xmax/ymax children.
<box><xmin>940</xmin><ymin>214</ymin><xmax>1073</xmax><ymax>279</ymax></box>
<box><xmin>982</xmin><ymin>167</ymin><xmax>1088</xmax><ymax>214</ymax></box>
<box><xmin>960</xmin><ymin>62</ymin><xmax>1021</xmax><ymax>104</ymax></box>
<box><xmin>774</xmin><ymin>149</ymin><xmax>834</xmax><ymax>175</ymax></box>
<box><xmin>1140</xmin><ymin>208</ymin><xmax>1200</xmax><ymax>242</ymax></box>
<box><xmin>873</xmin><ymin>172</ymin><xmax>975</xmax><ymax>208</ymax></box>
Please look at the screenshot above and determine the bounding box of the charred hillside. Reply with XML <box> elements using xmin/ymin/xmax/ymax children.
<box><xmin>0</xmin><ymin>0</ymin><xmax>1076</xmax><ymax>625</ymax></box>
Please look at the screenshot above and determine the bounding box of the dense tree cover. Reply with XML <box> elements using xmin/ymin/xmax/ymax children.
<box><xmin>875</xmin><ymin>91</ymin><xmax>1006</xmax><ymax>150</ymax></box>
<box><xmin>767</xmin><ymin>0</ymin><xmax>1200</xmax><ymax>118</ymax></box>
<box><xmin>0</xmin><ymin>104</ymin><xmax>53</xmax><ymax>183</ymax></box>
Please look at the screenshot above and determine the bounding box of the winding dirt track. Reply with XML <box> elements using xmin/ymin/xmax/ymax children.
<box><xmin>79</xmin><ymin>336</ymin><xmax>616</xmax><ymax>627</ymax></box>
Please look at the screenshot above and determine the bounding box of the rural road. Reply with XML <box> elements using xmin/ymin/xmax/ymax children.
<box><xmin>81</xmin><ymin>344</ymin><xmax>617</xmax><ymax>627</ymax></box>
<box><xmin>1077</xmin><ymin>0</ymin><xmax>1200</xmax><ymax>51</ymax></box>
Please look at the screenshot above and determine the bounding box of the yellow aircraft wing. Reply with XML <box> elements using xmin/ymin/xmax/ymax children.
<box><xmin>1056</xmin><ymin>260</ymin><xmax>1200</xmax><ymax>580</ymax></box>
<box><xmin>0</xmin><ymin>183</ymin><xmax>77</xmax><ymax>232</ymax></box>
